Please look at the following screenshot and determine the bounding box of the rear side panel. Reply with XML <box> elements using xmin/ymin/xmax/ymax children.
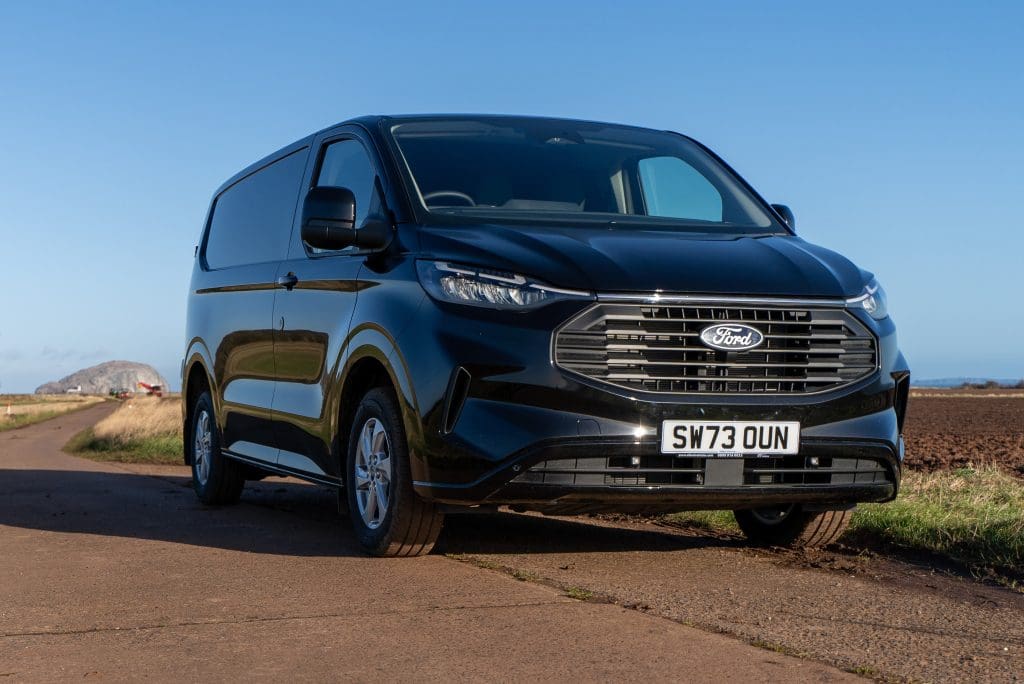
<box><xmin>184</xmin><ymin>145</ymin><xmax>311</xmax><ymax>465</ymax></box>
<box><xmin>188</xmin><ymin>263</ymin><xmax>279</xmax><ymax>457</ymax></box>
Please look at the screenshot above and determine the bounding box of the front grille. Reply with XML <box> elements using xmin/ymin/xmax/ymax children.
<box><xmin>554</xmin><ymin>302</ymin><xmax>877</xmax><ymax>394</ymax></box>
<box><xmin>514</xmin><ymin>455</ymin><xmax>892</xmax><ymax>488</ymax></box>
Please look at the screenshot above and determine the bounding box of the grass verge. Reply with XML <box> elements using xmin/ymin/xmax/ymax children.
<box><xmin>65</xmin><ymin>427</ymin><xmax>183</xmax><ymax>465</ymax></box>
<box><xmin>666</xmin><ymin>466</ymin><xmax>1024</xmax><ymax>586</ymax></box>
<box><xmin>0</xmin><ymin>396</ymin><xmax>105</xmax><ymax>432</ymax></box>
<box><xmin>0</xmin><ymin>409</ymin><xmax>66</xmax><ymax>432</ymax></box>
<box><xmin>64</xmin><ymin>396</ymin><xmax>183</xmax><ymax>465</ymax></box>
<box><xmin>847</xmin><ymin>467</ymin><xmax>1023</xmax><ymax>584</ymax></box>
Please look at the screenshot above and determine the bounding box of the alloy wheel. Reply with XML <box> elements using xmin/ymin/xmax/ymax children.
<box><xmin>354</xmin><ymin>417</ymin><xmax>392</xmax><ymax>529</ymax></box>
<box><xmin>193</xmin><ymin>410</ymin><xmax>212</xmax><ymax>486</ymax></box>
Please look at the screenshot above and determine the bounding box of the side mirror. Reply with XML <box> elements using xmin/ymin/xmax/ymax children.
<box><xmin>301</xmin><ymin>186</ymin><xmax>356</xmax><ymax>250</ymax></box>
<box><xmin>301</xmin><ymin>186</ymin><xmax>393</xmax><ymax>252</ymax></box>
<box><xmin>771</xmin><ymin>204</ymin><xmax>795</xmax><ymax>231</ymax></box>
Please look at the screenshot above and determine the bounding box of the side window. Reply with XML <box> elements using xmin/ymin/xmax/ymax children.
<box><xmin>205</xmin><ymin>149</ymin><xmax>307</xmax><ymax>269</ymax></box>
<box><xmin>316</xmin><ymin>139</ymin><xmax>377</xmax><ymax>226</ymax></box>
<box><xmin>637</xmin><ymin>156</ymin><xmax>723</xmax><ymax>222</ymax></box>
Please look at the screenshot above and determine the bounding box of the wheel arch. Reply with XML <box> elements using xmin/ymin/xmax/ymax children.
<box><xmin>332</xmin><ymin>329</ymin><xmax>423</xmax><ymax>479</ymax></box>
<box><xmin>181</xmin><ymin>343</ymin><xmax>216</xmax><ymax>465</ymax></box>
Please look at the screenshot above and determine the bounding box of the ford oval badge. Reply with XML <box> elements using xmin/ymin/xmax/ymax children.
<box><xmin>699</xmin><ymin>323</ymin><xmax>764</xmax><ymax>352</ymax></box>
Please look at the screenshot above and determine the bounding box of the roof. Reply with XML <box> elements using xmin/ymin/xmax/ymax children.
<box><xmin>211</xmin><ymin>113</ymin><xmax>677</xmax><ymax>199</ymax></box>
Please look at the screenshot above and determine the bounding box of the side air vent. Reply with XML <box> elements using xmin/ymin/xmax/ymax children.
<box><xmin>893</xmin><ymin>371</ymin><xmax>911</xmax><ymax>433</ymax></box>
<box><xmin>443</xmin><ymin>367</ymin><xmax>472</xmax><ymax>434</ymax></box>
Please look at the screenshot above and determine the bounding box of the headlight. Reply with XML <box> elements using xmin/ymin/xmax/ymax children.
<box><xmin>416</xmin><ymin>261</ymin><xmax>592</xmax><ymax>310</ymax></box>
<box><xmin>848</xmin><ymin>278</ymin><xmax>888</xmax><ymax>320</ymax></box>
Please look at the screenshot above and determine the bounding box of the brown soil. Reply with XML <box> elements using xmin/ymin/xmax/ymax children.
<box><xmin>904</xmin><ymin>392</ymin><xmax>1024</xmax><ymax>478</ymax></box>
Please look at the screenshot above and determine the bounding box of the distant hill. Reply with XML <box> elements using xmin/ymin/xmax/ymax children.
<box><xmin>913</xmin><ymin>377</ymin><xmax>1022</xmax><ymax>388</ymax></box>
<box><xmin>35</xmin><ymin>360</ymin><xmax>168</xmax><ymax>395</ymax></box>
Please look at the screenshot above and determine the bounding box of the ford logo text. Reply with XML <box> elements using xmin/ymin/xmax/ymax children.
<box><xmin>699</xmin><ymin>323</ymin><xmax>765</xmax><ymax>352</ymax></box>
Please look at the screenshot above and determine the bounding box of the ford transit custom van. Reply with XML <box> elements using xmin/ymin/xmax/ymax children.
<box><xmin>183</xmin><ymin>115</ymin><xmax>909</xmax><ymax>556</ymax></box>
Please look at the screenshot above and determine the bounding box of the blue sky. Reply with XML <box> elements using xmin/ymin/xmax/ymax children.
<box><xmin>1</xmin><ymin>1</ymin><xmax>1022</xmax><ymax>392</ymax></box>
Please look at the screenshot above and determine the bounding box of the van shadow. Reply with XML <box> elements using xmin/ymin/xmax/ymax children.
<box><xmin>439</xmin><ymin>509</ymin><xmax>743</xmax><ymax>556</ymax></box>
<box><xmin>0</xmin><ymin>467</ymin><xmax>740</xmax><ymax>557</ymax></box>
<box><xmin>0</xmin><ymin>468</ymin><xmax>355</xmax><ymax>557</ymax></box>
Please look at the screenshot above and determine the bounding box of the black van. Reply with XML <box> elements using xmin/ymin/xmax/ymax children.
<box><xmin>183</xmin><ymin>115</ymin><xmax>909</xmax><ymax>556</ymax></box>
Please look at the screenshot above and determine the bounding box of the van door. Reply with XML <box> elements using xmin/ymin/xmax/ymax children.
<box><xmin>194</xmin><ymin>147</ymin><xmax>308</xmax><ymax>465</ymax></box>
<box><xmin>271</xmin><ymin>131</ymin><xmax>382</xmax><ymax>480</ymax></box>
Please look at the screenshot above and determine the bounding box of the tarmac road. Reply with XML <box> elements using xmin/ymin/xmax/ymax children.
<box><xmin>1</xmin><ymin>404</ymin><xmax>1020</xmax><ymax>682</ymax></box>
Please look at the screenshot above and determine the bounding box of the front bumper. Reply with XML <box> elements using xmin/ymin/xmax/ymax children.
<box><xmin>396</xmin><ymin>293</ymin><xmax>909</xmax><ymax>512</ymax></box>
<box><xmin>419</xmin><ymin>433</ymin><xmax>899</xmax><ymax>511</ymax></box>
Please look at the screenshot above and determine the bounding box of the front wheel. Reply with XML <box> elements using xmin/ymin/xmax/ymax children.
<box><xmin>345</xmin><ymin>387</ymin><xmax>444</xmax><ymax>557</ymax></box>
<box><xmin>734</xmin><ymin>505</ymin><xmax>852</xmax><ymax>548</ymax></box>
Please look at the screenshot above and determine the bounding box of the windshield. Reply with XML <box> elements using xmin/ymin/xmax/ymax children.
<box><xmin>387</xmin><ymin>117</ymin><xmax>781</xmax><ymax>234</ymax></box>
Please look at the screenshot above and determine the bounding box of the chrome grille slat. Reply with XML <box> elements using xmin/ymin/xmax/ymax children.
<box><xmin>601</xmin><ymin>329</ymin><xmax>851</xmax><ymax>340</ymax></box>
<box><xmin>602</xmin><ymin>344</ymin><xmax>862</xmax><ymax>355</ymax></box>
<box><xmin>599</xmin><ymin>315</ymin><xmax>851</xmax><ymax>326</ymax></box>
<box><xmin>606</xmin><ymin>374</ymin><xmax>847</xmax><ymax>382</ymax></box>
<box><xmin>604</xmin><ymin>360</ymin><xmax>862</xmax><ymax>368</ymax></box>
<box><xmin>554</xmin><ymin>302</ymin><xmax>877</xmax><ymax>394</ymax></box>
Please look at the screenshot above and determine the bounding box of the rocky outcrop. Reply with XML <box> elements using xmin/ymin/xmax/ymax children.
<box><xmin>35</xmin><ymin>361</ymin><xmax>168</xmax><ymax>395</ymax></box>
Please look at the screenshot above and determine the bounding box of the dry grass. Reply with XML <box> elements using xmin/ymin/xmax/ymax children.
<box><xmin>2</xmin><ymin>393</ymin><xmax>105</xmax><ymax>406</ymax></box>
<box><xmin>0</xmin><ymin>395</ymin><xmax>104</xmax><ymax>431</ymax></box>
<box><xmin>66</xmin><ymin>396</ymin><xmax>183</xmax><ymax>464</ymax></box>
<box><xmin>92</xmin><ymin>396</ymin><xmax>182</xmax><ymax>443</ymax></box>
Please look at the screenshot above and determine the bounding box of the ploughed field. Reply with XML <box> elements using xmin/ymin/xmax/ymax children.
<box><xmin>904</xmin><ymin>390</ymin><xmax>1024</xmax><ymax>478</ymax></box>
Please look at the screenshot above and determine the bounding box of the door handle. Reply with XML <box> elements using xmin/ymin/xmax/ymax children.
<box><xmin>276</xmin><ymin>272</ymin><xmax>298</xmax><ymax>290</ymax></box>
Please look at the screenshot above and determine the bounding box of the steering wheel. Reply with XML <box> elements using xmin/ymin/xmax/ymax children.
<box><xmin>423</xmin><ymin>190</ymin><xmax>476</xmax><ymax>207</ymax></box>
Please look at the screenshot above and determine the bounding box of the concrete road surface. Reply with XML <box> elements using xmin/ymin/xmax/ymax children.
<box><xmin>0</xmin><ymin>404</ymin><xmax>856</xmax><ymax>682</ymax></box>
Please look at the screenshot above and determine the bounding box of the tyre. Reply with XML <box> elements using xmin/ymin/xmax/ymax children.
<box><xmin>734</xmin><ymin>504</ymin><xmax>852</xmax><ymax>548</ymax></box>
<box><xmin>345</xmin><ymin>387</ymin><xmax>444</xmax><ymax>557</ymax></box>
<box><xmin>188</xmin><ymin>391</ymin><xmax>245</xmax><ymax>505</ymax></box>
